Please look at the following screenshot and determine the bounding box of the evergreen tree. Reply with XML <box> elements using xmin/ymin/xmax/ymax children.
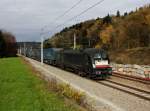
<box><xmin>103</xmin><ymin>14</ymin><xmax>112</xmax><ymax>24</ymax></box>
<box><xmin>124</xmin><ymin>12</ymin><xmax>128</xmax><ymax>16</ymax></box>
<box><xmin>129</xmin><ymin>11</ymin><xmax>134</xmax><ymax>15</ymax></box>
<box><xmin>116</xmin><ymin>10</ymin><xmax>120</xmax><ymax>17</ymax></box>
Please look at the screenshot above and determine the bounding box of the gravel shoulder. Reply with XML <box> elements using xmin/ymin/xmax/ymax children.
<box><xmin>109</xmin><ymin>76</ymin><xmax>150</xmax><ymax>92</ymax></box>
<box><xmin>26</xmin><ymin>57</ymin><xmax>150</xmax><ymax>111</ymax></box>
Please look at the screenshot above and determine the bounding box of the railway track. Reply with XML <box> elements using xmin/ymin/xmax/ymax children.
<box><xmin>98</xmin><ymin>79</ymin><xmax>150</xmax><ymax>101</ymax></box>
<box><xmin>112</xmin><ymin>72</ymin><xmax>150</xmax><ymax>84</ymax></box>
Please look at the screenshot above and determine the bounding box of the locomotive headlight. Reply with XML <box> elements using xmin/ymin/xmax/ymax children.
<box><xmin>96</xmin><ymin>71</ymin><xmax>101</xmax><ymax>74</ymax></box>
<box><xmin>93</xmin><ymin>64</ymin><xmax>96</xmax><ymax>68</ymax></box>
<box><xmin>109</xmin><ymin>70</ymin><xmax>112</xmax><ymax>73</ymax></box>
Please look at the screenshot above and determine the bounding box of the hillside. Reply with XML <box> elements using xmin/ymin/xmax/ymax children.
<box><xmin>44</xmin><ymin>5</ymin><xmax>150</xmax><ymax>65</ymax></box>
<box><xmin>109</xmin><ymin>47</ymin><xmax>150</xmax><ymax>65</ymax></box>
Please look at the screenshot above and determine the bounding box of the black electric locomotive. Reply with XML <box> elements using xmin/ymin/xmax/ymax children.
<box><xmin>43</xmin><ymin>48</ymin><xmax>62</xmax><ymax>65</ymax></box>
<box><xmin>59</xmin><ymin>48</ymin><xmax>112</xmax><ymax>79</ymax></box>
<box><xmin>22</xmin><ymin>48</ymin><xmax>112</xmax><ymax>79</ymax></box>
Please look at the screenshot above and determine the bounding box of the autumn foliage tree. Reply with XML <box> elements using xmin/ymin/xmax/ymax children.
<box><xmin>0</xmin><ymin>30</ymin><xmax>17</xmax><ymax>57</ymax></box>
<box><xmin>0</xmin><ymin>31</ymin><xmax>6</xmax><ymax>57</ymax></box>
<box><xmin>45</xmin><ymin>5</ymin><xmax>150</xmax><ymax>50</ymax></box>
<box><xmin>100</xmin><ymin>25</ymin><xmax>113</xmax><ymax>45</ymax></box>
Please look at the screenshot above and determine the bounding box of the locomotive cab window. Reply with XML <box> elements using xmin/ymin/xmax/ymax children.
<box><xmin>92</xmin><ymin>52</ymin><xmax>109</xmax><ymax>67</ymax></box>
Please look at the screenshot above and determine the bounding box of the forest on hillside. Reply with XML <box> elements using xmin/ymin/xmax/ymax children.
<box><xmin>0</xmin><ymin>30</ymin><xmax>17</xmax><ymax>57</ymax></box>
<box><xmin>44</xmin><ymin>5</ymin><xmax>150</xmax><ymax>49</ymax></box>
<box><xmin>44</xmin><ymin>5</ymin><xmax>150</xmax><ymax>64</ymax></box>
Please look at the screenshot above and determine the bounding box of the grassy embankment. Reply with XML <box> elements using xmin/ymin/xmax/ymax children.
<box><xmin>0</xmin><ymin>57</ymin><xmax>83</xmax><ymax>111</ymax></box>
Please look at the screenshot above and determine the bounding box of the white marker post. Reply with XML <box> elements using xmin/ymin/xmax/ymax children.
<box><xmin>74</xmin><ymin>33</ymin><xmax>76</xmax><ymax>50</ymax></box>
<box><xmin>24</xmin><ymin>43</ymin><xmax>26</xmax><ymax>56</ymax></box>
<box><xmin>41</xmin><ymin>36</ymin><xmax>43</xmax><ymax>65</ymax></box>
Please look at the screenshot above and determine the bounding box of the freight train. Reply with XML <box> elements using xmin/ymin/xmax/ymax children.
<box><xmin>22</xmin><ymin>48</ymin><xmax>112</xmax><ymax>79</ymax></box>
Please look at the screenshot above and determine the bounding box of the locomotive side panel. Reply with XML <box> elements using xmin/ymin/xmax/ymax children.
<box><xmin>62</xmin><ymin>50</ymin><xmax>87</xmax><ymax>72</ymax></box>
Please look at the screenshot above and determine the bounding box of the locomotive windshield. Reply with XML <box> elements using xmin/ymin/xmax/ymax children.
<box><xmin>93</xmin><ymin>52</ymin><xmax>108</xmax><ymax>60</ymax></box>
<box><xmin>92</xmin><ymin>51</ymin><xmax>109</xmax><ymax>68</ymax></box>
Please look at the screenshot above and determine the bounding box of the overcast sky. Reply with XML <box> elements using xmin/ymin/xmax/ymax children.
<box><xmin>0</xmin><ymin>0</ymin><xmax>149</xmax><ymax>42</ymax></box>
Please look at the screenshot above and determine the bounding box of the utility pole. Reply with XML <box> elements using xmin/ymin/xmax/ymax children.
<box><xmin>74</xmin><ymin>33</ymin><xmax>76</xmax><ymax>50</ymax></box>
<box><xmin>89</xmin><ymin>39</ymin><xmax>91</xmax><ymax>48</ymax></box>
<box><xmin>41</xmin><ymin>36</ymin><xmax>44</xmax><ymax>65</ymax></box>
<box><xmin>24</xmin><ymin>42</ymin><xmax>26</xmax><ymax>56</ymax></box>
<box><xmin>20</xmin><ymin>46</ymin><xmax>21</xmax><ymax>55</ymax></box>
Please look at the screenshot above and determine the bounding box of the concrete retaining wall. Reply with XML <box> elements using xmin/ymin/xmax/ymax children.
<box><xmin>111</xmin><ymin>63</ymin><xmax>150</xmax><ymax>78</ymax></box>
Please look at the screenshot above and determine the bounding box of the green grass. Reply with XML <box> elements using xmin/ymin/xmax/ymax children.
<box><xmin>0</xmin><ymin>57</ymin><xmax>79</xmax><ymax>111</ymax></box>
